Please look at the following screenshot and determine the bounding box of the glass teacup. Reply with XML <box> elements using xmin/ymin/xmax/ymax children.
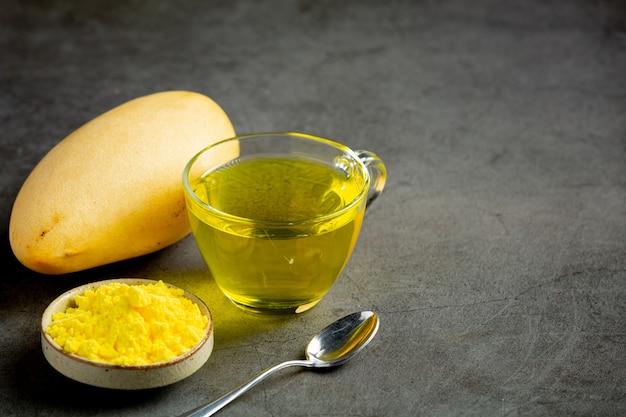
<box><xmin>183</xmin><ymin>132</ymin><xmax>386</xmax><ymax>314</ymax></box>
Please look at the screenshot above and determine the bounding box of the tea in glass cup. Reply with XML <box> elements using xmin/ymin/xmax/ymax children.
<box><xmin>183</xmin><ymin>132</ymin><xmax>385</xmax><ymax>314</ymax></box>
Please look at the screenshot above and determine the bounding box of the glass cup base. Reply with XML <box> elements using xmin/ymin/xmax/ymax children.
<box><xmin>227</xmin><ymin>296</ymin><xmax>322</xmax><ymax>315</ymax></box>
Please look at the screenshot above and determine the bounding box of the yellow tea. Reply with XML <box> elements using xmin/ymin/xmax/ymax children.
<box><xmin>188</xmin><ymin>155</ymin><xmax>366</xmax><ymax>313</ymax></box>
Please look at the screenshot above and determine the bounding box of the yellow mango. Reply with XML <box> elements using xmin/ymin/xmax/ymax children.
<box><xmin>9</xmin><ymin>91</ymin><xmax>236</xmax><ymax>274</ymax></box>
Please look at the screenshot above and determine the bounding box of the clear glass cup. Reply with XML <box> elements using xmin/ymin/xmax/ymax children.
<box><xmin>183</xmin><ymin>132</ymin><xmax>386</xmax><ymax>314</ymax></box>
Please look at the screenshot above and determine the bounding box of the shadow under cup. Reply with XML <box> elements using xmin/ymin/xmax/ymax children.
<box><xmin>183</xmin><ymin>132</ymin><xmax>386</xmax><ymax>314</ymax></box>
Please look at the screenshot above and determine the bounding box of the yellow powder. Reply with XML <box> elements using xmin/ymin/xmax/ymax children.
<box><xmin>46</xmin><ymin>281</ymin><xmax>208</xmax><ymax>366</ymax></box>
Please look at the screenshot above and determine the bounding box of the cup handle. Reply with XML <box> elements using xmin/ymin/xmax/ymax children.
<box><xmin>355</xmin><ymin>150</ymin><xmax>387</xmax><ymax>208</ymax></box>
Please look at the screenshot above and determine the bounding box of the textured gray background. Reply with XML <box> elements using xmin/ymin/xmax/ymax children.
<box><xmin>1</xmin><ymin>0</ymin><xmax>625</xmax><ymax>416</ymax></box>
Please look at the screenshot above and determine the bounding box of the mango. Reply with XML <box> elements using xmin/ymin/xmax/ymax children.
<box><xmin>9</xmin><ymin>91</ymin><xmax>236</xmax><ymax>274</ymax></box>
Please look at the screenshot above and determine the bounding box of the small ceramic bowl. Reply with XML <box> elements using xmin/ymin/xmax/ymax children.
<box><xmin>41</xmin><ymin>278</ymin><xmax>214</xmax><ymax>390</ymax></box>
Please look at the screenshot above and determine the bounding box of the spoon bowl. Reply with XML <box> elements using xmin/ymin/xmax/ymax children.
<box><xmin>180</xmin><ymin>311</ymin><xmax>379</xmax><ymax>417</ymax></box>
<box><xmin>306</xmin><ymin>311</ymin><xmax>379</xmax><ymax>366</ymax></box>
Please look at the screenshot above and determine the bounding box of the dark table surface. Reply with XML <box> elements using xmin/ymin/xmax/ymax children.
<box><xmin>2</xmin><ymin>1</ymin><xmax>625</xmax><ymax>416</ymax></box>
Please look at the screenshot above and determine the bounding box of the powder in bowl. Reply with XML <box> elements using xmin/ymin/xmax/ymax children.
<box><xmin>46</xmin><ymin>280</ymin><xmax>208</xmax><ymax>366</ymax></box>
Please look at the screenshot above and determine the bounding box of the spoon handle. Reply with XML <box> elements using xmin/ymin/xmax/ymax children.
<box><xmin>179</xmin><ymin>359</ymin><xmax>314</xmax><ymax>417</ymax></box>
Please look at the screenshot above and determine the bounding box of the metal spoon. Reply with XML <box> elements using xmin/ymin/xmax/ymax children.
<box><xmin>179</xmin><ymin>311</ymin><xmax>380</xmax><ymax>417</ymax></box>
